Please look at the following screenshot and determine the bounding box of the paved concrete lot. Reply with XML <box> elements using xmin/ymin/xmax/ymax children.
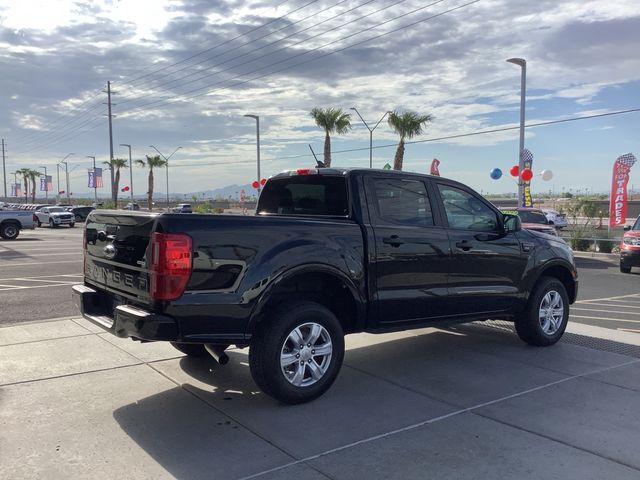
<box><xmin>1</xmin><ymin>317</ymin><xmax>639</xmax><ymax>479</ymax></box>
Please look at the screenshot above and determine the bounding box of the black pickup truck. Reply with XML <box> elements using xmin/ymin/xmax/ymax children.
<box><xmin>73</xmin><ymin>167</ymin><xmax>578</xmax><ymax>403</ymax></box>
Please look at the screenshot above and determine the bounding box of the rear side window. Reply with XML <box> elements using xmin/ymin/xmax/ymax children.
<box><xmin>370</xmin><ymin>178</ymin><xmax>434</xmax><ymax>226</ymax></box>
<box><xmin>257</xmin><ymin>176</ymin><xmax>348</xmax><ymax>216</ymax></box>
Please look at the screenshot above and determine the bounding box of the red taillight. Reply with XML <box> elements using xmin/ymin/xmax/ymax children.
<box><xmin>293</xmin><ymin>168</ymin><xmax>318</xmax><ymax>176</ymax></box>
<box><xmin>150</xmin><ymin>232</ymin><xmax>193</xmax><ymax>300</ymax></box>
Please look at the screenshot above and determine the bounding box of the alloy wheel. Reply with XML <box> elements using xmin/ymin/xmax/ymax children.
<box><xmin>280</xmin><ymin>322</ymin><xmax>333</xmax><ymax>387</ymax></box>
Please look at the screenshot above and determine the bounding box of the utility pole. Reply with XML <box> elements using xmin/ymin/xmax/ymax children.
<box><xmin>105</xmin><ymin>81</ymin><xmax>115</xmax><ymax>203</ymax></box>
<box><xmin>2</xmin><ymin>139</ymin><xmax>6</xmax><ymax>198</ymax></box>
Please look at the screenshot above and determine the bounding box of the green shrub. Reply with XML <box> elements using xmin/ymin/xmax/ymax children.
<box><xmin>569</xmin><ymin>228</ymin><xmax>594</xmax><ymax>251</ymax></box>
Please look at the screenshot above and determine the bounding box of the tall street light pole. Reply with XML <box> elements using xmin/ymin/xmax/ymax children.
<box><xmin>244</xmin><ymin>115</ymin><xmax>261</xmax><ymax>193</ymax></box>
<box><xmin>60</xmin><ymin>160</ymin><xmax>70</xmax><ymax>204</ymax></box>
<box><xmin>120</xmin><ymin>144</ymin><xmax>134</xmax><ymax>202</ymax></box>
<box><xmin>39</xmin><ymin>166</ymin><xmax>48</xmax><ymax>201</ymax></box>
<box><xmin>58</xmin><ymin>153</ymin><xmax>73</xmax><ymax>201</ymax></box>
<box><xmin>87</xmin><ymin>156</ymin><xmax>97</xmax><ymax>203</ymax></box>
<box><xmin>507</xmin><ymin>57</ymin><xmax>527</xmax><ymax>206</ymax></box>
<box><xmin>350</xmin><ymin>108</ymin><xmax>391</xmax><ymax>168</ymax></box>
<box><xmin>149</xmin><ymin>145</ymin><xmax>182</xmax><ymax>211</ymax></box>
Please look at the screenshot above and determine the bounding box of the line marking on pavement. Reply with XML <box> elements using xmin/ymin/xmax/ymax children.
<box><xmin>577</xmin><ymin>293</ymin><xmax>640</xmax><ymax>304</ymax></box>
<box><xmin>238</xmin><ymin>358</ymin><xmax>640</xmax><ymax>480</ymax></box>
<box><xmin>578</xmin><ymin>302</ymin><xmax>640</xmax><ymax>310</ymax></box>
<box><xmin>0</xmin><ymin>283</ymin><xmax>75</xmax><ymax>291</ymax></box>
<box><xmin>0</xmin><ymin>260</ymin><xmax>80</xmax><ymax>267</ymax></box>
<box><xmin>9</xmin><ymin>278</ymin><xmax>79</xmax><ymax>285</ymax></box>
<box><xmin>571</xmin><ymin>307</ymin><xmax>640</xmax><ymax>316</ymax></box>
<box><xmin>0</xmin><ymin>252</ymin><xmax>79</xmax><ymax>258</ymax></box>
<box><xmin>594</xmin><ymin>299</ymin><xmax>640</xmax><ymax>305</ymax></box>
<box><xmin>570</xmin><ymin>315</ymin><xmax>640</xmax><ymax>324</ymax></box>
<box><xmin>620</xmin><ymin>328</ymin><xmax>640</xmax><ymax>334</ymax></box>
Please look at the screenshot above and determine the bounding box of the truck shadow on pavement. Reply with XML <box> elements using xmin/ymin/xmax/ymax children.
<box><xmin>110</xmin><ymin>327</ymin><xmax>640</xmax><ymax>480</ymax></box>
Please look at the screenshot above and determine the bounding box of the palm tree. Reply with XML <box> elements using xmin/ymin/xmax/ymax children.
<box><xmin>135</xmin><ymin>155</ymin><xmax>167</xmax><ymax>211</ymax></box>
<box><xmin>16</xmin><ymin>168</ymin><xmax>30</xmax><ymax>203</ymax></box>
<box><xmin>310</xmin><ymin>107</ymin><xmax>351</xmax><ymax>167</ymax></box>
<box><xmin>104</xmin><ymin>158</ymin><xmax>128</xmax><ymax>203</ymax></box>
<box><xmin>27</xmin><ymin>169</ymin><xmax>43</xmax><ymax>203</ymax></box>
<box><xmin>387</xmin><ymin>110</ymin><xmax>433</xmax><ymax>171</ymax></box>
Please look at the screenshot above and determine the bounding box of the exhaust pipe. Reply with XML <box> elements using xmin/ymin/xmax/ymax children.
<box><xmin>204</xmin><ymin>344</ymin><xmax>229</xmax><ymax>365</ymax></box>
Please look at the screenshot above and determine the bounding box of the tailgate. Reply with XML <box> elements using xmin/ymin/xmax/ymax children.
<box><xmin>84</xmin><ymin>210</ymin><xmax>157</xmax><ymax>304</ymax></box>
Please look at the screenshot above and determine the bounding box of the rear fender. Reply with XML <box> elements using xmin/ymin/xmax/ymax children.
<box><xmin>247</xmin><ymin>263</ymin><xmax>366</xmax><ymax>335</ymax></box>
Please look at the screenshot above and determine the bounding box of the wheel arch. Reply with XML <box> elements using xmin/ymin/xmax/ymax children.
<box><xmin>248</xmin><ymin>264</ymin><xmax>366</xmax><ymax>337</ymax></box>
<box><xmin>530</xmin><ymin>262</ymin><xmax>577</xmax><ymax>304</ymax></box>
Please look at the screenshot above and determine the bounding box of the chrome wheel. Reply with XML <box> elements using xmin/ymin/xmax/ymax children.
<box><xmin>280</xmin><ymin>322</ymin><xmax>332</xmax><ymax>387</ymax></box>
<box><xmin>539</xmin><ymin>290</ymin><xmax>564</xmax><ymax>335</ymax></box>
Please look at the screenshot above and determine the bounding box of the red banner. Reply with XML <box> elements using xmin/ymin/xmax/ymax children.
<box><xmin>430</xmin><ymin>158</ymin><xmax>440</xmax><ymax>176</ymax></box>
<box><xmin>609</xmin><ymin>153</ymin><xmax>636</xmax><ymax>227</ymax></box>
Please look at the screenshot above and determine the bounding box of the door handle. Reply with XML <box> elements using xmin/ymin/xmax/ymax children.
<box><xmin>382</xmin><ymin>235</ymin><xmax>404</xmax><ymax>247</ymax></box>
<box><xmin>455</xmin><ymin>240</ymin><xmax>473</xmax><ymax>251</ymax></box>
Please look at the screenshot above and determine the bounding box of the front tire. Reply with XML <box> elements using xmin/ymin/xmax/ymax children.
<box><xmin>515</xmin><ymin>277</ymin><xmax>569</xmax><ymax>346</ymax></box>
<box><xmin>620</xmin><ymin>264</ymin><xmax>632</xmax><ymax>274</ymax></box>
<box><xmin>69</xmin><ymin>223</ymin><xmax>75</xmax><ymax>228</ymax></box>
<box><xmin>249</xmin><ymin>301</ymin><xmax>345</xmax><ymax>404</ymax></box>
<box><xmin>170</xmin><ymin>342</ymin><xmax>208</xmax><ymax>357</ymax></box>
<box><xmin>49</xmin><ymin>219</ymin><xmax>56</xmax><ymax>228</ymax></box>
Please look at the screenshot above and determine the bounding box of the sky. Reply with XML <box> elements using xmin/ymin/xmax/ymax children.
<box><xmin>1</xmin><ymin>0</ymin><xmax>640</xmax><ymax>198</ymax></box>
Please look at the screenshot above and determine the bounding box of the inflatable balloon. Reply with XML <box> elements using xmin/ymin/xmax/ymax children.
<box><xmin>252</xmin><ymin>181</ymin><xmax>260</xmax><ymax>189</ymax></box>
<box><xmin>521</xmin><ymin>168</ymin><xmax>533</xmax><ymax>182</ymax></box>
<box><xmin>509</xmin><ymin>165</ymin><xmax>520</xmax><ymax>177</ymax></box>
<box><xmin>260</xmin><ymin>178</ymin><xmax>267</xmax><ymax>186</ymax></box>
<box><xmin>541</xmin><ymin>169</ymin><xmax>553</xmax><ymax>181</ymax></box>
<box><xmin>489</xmin><ymin>168</ymin><xmax>502</xmax><ymax>180</ymax></box>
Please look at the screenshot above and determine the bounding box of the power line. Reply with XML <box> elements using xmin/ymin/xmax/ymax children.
<box><xmin>120</xmin><ymin>0</ymin><xmax>318</xmax><ymax>89</ymax></box>
<box><xmin>119</xmin><ymin>0</ymin><xmax>398</xmax><ymax>108</ymax></box>
<box><xmin>118</xmin><ymin>0</ymin><xmax>462</xmax><ymax>117</ymax></box>
<box><xmin>118</xmin><ymin>0</ymin><xmax>352</xmax><ymax>100</ymax></box>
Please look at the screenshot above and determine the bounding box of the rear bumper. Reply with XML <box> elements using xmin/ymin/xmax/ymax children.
<box><xmin>72</xmin><ymin>284</ymin><xmax>178</xmax><ymax>341</ymax></box>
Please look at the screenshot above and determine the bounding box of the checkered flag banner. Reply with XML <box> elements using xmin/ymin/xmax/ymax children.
<box><xmin>610</xmin><ymin>152</ymin><xmax>637</xmax><ymax>227</ymax></box>
<box><xmin>616</xmin><ymin>153</ymin><xmax>636</xmax><ymax>170</ymax></box>
<box><xmin>520</xmin><ymin>148</ymin><xmax>534</xmax><ymax>164</ymax></box>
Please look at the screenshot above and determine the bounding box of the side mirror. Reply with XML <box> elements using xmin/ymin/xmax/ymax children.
<box><xmin>503</xmin><ymin>214</ymin><xmax>521</xmax><ymax>233</ymax></box>
<box><xmin>624</xmin><ymin>225</ymin><xmax>632</xmax><ymax>231</ymax></box>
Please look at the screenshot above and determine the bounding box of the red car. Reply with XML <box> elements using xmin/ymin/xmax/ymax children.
<box><xmin>620</xmin><ymin>216</ymin><xmax>640</xmax><ymax>273</ymax></box>
<box><xmin>501</xmin><ymin>208</ymin><xmax>558</xmax><ymax>236</ymax></box>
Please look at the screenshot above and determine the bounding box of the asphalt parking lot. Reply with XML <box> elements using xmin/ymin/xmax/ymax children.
<box><xmin>1</xmin><ymin>226</ymin><xmax>639</xmax><ymax>479</ymax></box>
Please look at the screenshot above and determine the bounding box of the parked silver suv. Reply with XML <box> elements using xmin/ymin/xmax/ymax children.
<box><xmin>36</xmin><ymin>206</ymin><xmax>75</xmax><ymax>228</ymax></box>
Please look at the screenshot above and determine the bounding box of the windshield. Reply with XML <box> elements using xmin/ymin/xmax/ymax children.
<box><xmin>633</xmin><ymin>217</ymin><xmax>640</xmax><ymax>230</ymax></box>
<box><xmin>48</xmin><ymin>207</ymin><xmax>65</xmax><ymax>213</ymax></box>
<box><xmin>257</xmin><ymin>176</ymin><xmax>348</xmax><ymax>216</ymax></box>
<box><xmin>517</xmin><ymin>210</ymin><xmax>548</xmax><ymax>224</ymax></box>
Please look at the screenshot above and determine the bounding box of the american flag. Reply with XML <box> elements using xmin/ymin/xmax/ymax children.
<box><xmin>94</xmin><ymin>167</ymin><xmax>103</xmax><ymax>188</ymax></box>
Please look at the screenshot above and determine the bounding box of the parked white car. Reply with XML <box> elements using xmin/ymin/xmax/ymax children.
<box><xmin>36</xmin><ymin>206</ymin><xmax>75</xmax><ymax>228</ymax></box>
<box><xmin>542</xmin><ymin>209</ymin><xmax>568</xmax><ymax>229</ymax></box>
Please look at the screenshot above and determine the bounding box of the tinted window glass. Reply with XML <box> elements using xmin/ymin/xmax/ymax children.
<box><xmin>438</xmin><ymin>185</ymin><xmax>498</xmax><ymax>232</ymax></box>
<box><xmin>371</xmin><ymin>178</ymin><xmax>433</xmax><ymax>226</ymax></box>
<box><xmin>518</xmin><ymin>210</ymin><xmax>548</xmax><ymax>224</ymax></box>
<box><xmin>257</xmin><ymin>176</ymin><xmax>348</xmax><ymax>216</ymax></box>
<box><xmin>633</xmin><ymin>217</ymin><xmax>640</xmax><ymax>230</ymax></box>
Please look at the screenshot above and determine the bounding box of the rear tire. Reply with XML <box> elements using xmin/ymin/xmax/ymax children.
<box><xmin>249</xmin><ymin>301</ymin><xmax>345</xmax><ymax>404</ymax></box>
<box><xmin>170</xmin><ymin>342</ymin><xmax>208</xmax><ymax>357</ymax></box>
<box><xmin>49</xmin><ymin>219</ymin><xmax>56</xmax><ymax>228</ymax></box>
<box><xmin>69</xmin><ymin>223</ymin><xmax>75</xmax><ymax>228</ymax></box>
<box><xmin>0</xmin><ymin>222</ymin><xmax>19</xmax><ymax>240</ymax></box>
<box><xmin>515</xmin><ymin>277</ymin><xmax>569</xmax><ymax>346</ymax></box>
<box><xmin>620</xmin><ymin>264</ymin><xmax>632</xmax><ymax>274</ymax></box>
<box><xmin>37</xmin><ymin>220</ymin><xmax>42</xmax><ymax>227</ymax></box>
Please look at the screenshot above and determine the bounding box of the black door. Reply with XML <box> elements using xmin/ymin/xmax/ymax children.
<box><xmin>435</xmin><ymin>183</ymin><xmax>527</xmax><ymax>315</ymax></box>
<box><xmin>366</xmin><ymin>176</ymin><xmax>452</xmax><ymax>325</ymax></box>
